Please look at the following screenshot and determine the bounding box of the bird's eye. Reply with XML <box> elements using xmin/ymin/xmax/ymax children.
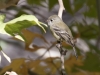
<box><xmin>50</xmin><ymin>19</ymin><xmax>53</xmax><ymax>22</ymax></box>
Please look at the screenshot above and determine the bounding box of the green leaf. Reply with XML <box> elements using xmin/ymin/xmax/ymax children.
<box><xmin>0</xmin><ymin>14</ymin><xmax>47</xmax><ymax>41</ymax></box>
<box><xmin>0</xmin><ymin>15</ymin><xmax>9</xmax><ymax>36</ymax></box>
<box><xmin>0</xmin><ymin>14</ymin><xmax>5</xmax><ymax>23</ymax></box>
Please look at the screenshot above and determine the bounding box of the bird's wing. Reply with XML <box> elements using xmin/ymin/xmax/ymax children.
<box><xmin>52</xmin><ymin>26</ymin><xmax>73</xmax><ymax>46</ymax></box>
<box><xmin>53</xmin><ymin>26</ymin><xmax>78</xmax><ymax>59</ymax></box>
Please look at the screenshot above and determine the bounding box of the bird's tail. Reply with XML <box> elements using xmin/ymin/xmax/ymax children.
<box><xmin>73</xmin><ymin>47</ymin><xmax>78</xmax><ymax>59</ymax></box>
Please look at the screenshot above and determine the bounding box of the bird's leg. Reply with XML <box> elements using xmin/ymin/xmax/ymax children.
<box><xmin>56</xmin><ymin>39</ymin><xmax>62</xmax><ymax>53</ymax></box>
<box><xmin>56</xmin><ymin>39</ymin><xmax>67</xmax><ymax>55</ymax></box>
<box><xmin>60</xmin><ymin>45</ymin><xmax>67</xmax><ymax>55</ymax></box>
<box><xmin>60</xmin><ymin>39</ymin><xmax>67</xmax><ymax>55</ymax></box>
<box><xmin>56</xmin><ymin>40</ymin><xmax>62</xmax><ymax>52</ymax></box>
<box><xmin>56</xmin><ymin>40</ymin><xmax>67</xmax><ymax>75</ymax></box>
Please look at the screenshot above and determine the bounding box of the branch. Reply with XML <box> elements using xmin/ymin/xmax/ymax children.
<box><xmin>28</xmin><ymin>42</ymin><xmax>61</xmax><ymax>74</ymax></box>
<box><xmin>57</xmin><ymin>0</ymin><xmax>67</xmax><ymax>75</ymax></box>
<box><xmin>56</xmin><ymin>42</ymin><xmax>67</xmax><ymax>75</ymax></box>
<box><xmin>35</xmin><ymin>42</ymin><xmax>56</xmax><ymax>60</ymax></box>
<box><xmin>58</xmin><ymin>0</ymin><xmax>65</xmax><ymax>19</ymax></box>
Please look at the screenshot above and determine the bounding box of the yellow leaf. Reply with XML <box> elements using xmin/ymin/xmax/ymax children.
<box><xmin>22</xmin><ymin>29</ymin><xmax>48</xmax><ymax>51</ymax></box>
<box><xmin>65</xmin><ymin>55</ymin><xmax>83</xmax><ymax>72</ymax></box>
<box><xmin>0</xmin><ymin>58</ymin><xmax>25</xmax><ymax>75</ymax></box>
<box><xmin>0</xmin><ymin>0</ymin><xmax>19</xmax><ymax>9</ymax></box>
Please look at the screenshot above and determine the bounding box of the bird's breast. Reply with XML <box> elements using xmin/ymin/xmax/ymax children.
<box><xmin>50</xmin><ymin>26</ymin><xmax>60</xmax><ymax>40</ymax></box>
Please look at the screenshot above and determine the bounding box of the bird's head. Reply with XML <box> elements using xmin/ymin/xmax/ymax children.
<box><xmin>47</xmin><ymin>15</ymin><xmax>61</xmax><ymax>26</ymax></box>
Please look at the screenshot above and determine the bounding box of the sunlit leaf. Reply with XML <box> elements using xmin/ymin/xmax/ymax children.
<box><xmin>0</xmin><ymin>15</ymin><xmax>9</xmax><ymax>36</ymax></box>
<box><xmin>39</xmin><ymin>22</ymin><xmax>47</xmax><ymax>27</ymax></box>
<box><xmin>0</xmin><ymin>14</ymin><xmax>46</xmax><ymax>41</ymax></box>
<box><xmin>5</xmin><ymin>14</ymin><xmax>46</xmax><ymax>32</ymax></box>
<box><xmin>0</xmin><ymin>14</ymin><xmax>5</xmax><ymax>23</ymax></box>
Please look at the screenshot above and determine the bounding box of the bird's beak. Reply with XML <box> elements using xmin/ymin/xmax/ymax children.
<box><xmin>46</xmin><ymin>20</ymin><xmax>49</xmax><ymax>23</ymax></box>
<box><xmin>46</xmin><ymin>20</ymin><xmax>50</xmax><ymax>26</ymax></box>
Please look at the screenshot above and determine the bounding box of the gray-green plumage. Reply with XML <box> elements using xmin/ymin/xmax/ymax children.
<box><xmin>47</xmin><ymin>15</ymin><xmax>78</xmax><ymax>59</ymax></box>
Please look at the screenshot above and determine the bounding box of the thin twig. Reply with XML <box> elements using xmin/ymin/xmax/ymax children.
<box><xmin>28</xmin><ymin>42</ymin><xmax>61</xmax><ymax>74</ymax></box>
<box><xmin>58</xmin><ymin>0</ymin><xmax>65</xmax><ymax>19</ymax></box>
<box><xmin>61</xmin><ymin>54</ymin><xmax>65</xmax><ymax>70</ymax></box>
<box><xmin>36</xmin><ymin>42</ymin><xmax>56</xmax><ymax>60</ymax></box>
<box><xmin>27</xmin><ymin>42</ymin><xmax>56</xmax><ymax>61</ymax></box>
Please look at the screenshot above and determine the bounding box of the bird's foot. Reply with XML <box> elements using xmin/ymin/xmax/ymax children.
<box><xmin>60</xmin><ymin>49</ymin><xmax>67</xmax><ymax>55</ymax></box>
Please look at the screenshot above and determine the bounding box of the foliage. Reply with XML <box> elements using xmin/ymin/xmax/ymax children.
<box><xmin>0</xmin><ymin>0</ymin><xmax>19</xmax><ymax>9</ymax></box>
<box><xmin>0</xmin><ymin>14</ymin><xmax>48</xmax><ymax>53</ymax></box>
<box><xmin>0</xmin><ymin>0</ymin><xmax>100</xmax><ymax>75</ymax></box>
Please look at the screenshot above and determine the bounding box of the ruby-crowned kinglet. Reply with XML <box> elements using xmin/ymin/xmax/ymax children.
<box><xmin>47</xmin><ymin>15</ymin><xmax>78</xmax><ymax>59</ymax></box>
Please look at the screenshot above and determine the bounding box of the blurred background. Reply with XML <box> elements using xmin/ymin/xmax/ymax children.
<box><xmin>0</xmin><ymin>0</ymin><xmax>100</xmax><ymax>75</ymax></box>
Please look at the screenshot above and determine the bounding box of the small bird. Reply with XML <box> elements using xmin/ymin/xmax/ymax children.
<box><xmin>47</xmin><ymin>15</ymin><xmax>78</xmax><ymax>59</ymax></box>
